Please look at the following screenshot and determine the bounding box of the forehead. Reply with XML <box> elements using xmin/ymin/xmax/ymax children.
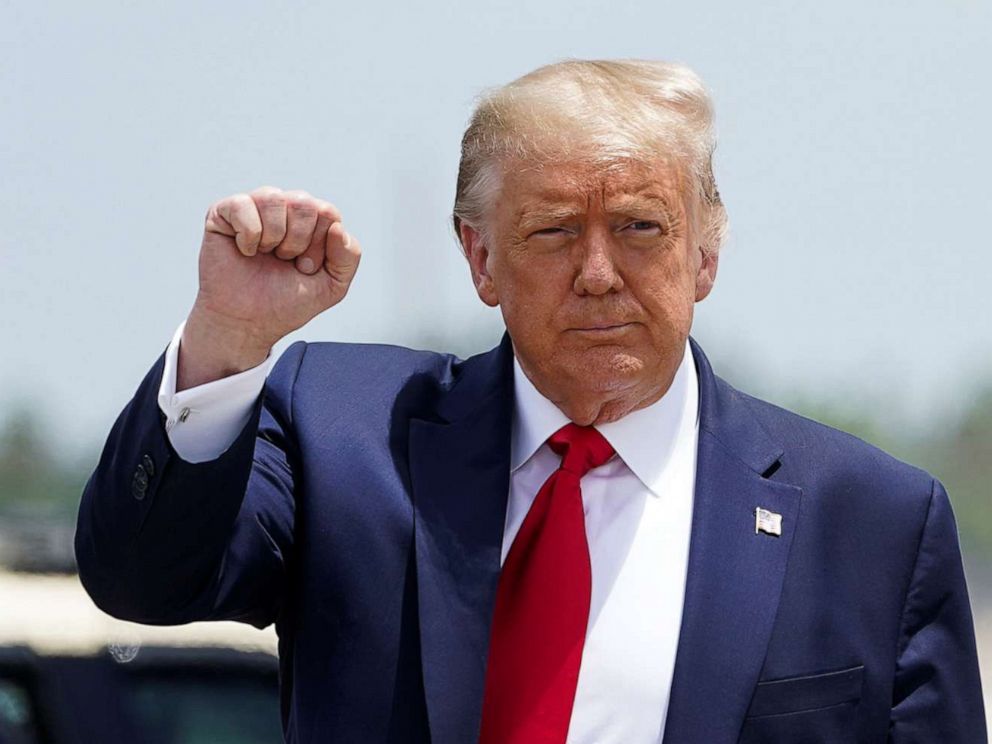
<box><xmin>500</xmin><ymin>158</ymin><xmax>684</xmax><ymax>216</ymax></box>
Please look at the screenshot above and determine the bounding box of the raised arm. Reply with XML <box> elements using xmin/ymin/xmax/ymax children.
<box><xmin>75</xmin><ymin>187</ymin><xmax>361</xmax><ymax>628</ymax></box>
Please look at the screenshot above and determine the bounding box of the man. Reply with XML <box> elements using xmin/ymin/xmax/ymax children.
<box><xmin>76</xmin><ymin>60</ymin><xmax>986</xmax><ymax>743</ymax></box>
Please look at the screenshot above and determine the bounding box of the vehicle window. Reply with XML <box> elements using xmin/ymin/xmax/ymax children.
<box><xmin>127</xmin><ymin>677</ymin><xmax>282</xmax><ymax>744</ymax></box>
<box><xmin>0</xmin><ymin>678</ymin><xmax>40</xmax><ymax>744</ymax></box>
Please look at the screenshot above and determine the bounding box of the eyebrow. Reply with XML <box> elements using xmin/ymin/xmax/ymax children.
<box><xmin>515</xmin><ymin>204</ymin><xmax>583</xmax><ymax>227</ymax></box>
<box><xmin>515</xmin><ymin>195</ymin><xmax>677</xmax><ymax>226</ymax></box>
<box><xmin>605</xmin><ymin>193</ymin><xmax>678</xmax><ymax>215</ymax></box>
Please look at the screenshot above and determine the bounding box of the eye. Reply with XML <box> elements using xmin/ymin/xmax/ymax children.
<box><xmin>625</xmin><ymin>220</ymin><xmax>662</xmax><ymax>234</ymax></box>
<box><xmin>529</xmin><ymin>226</ymin><xmax>572</xmax><ymax>239</ymax></box>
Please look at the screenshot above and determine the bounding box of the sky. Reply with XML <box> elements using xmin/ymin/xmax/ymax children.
<box><xmin>1</xmin><ymin>0</ymin><xmax>990</xmax><ymax>456</ymax></box>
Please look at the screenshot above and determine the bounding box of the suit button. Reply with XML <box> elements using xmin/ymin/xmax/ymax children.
<box><xmin>142</xmin><ymin>454</ymin><xmax>155</xmax><ymax>478</ymax></box>
<box><xmin>132</xmin><ymin>464</ymin><xmax>149</xmax><ymax>500</ymax></box>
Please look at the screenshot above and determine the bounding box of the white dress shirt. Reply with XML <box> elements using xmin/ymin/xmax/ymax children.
<box><xmin>157</xmin><ymin>321</ymin><xmax>275</xmax><ymax>462</ymax></box>
<box><xmin>158</xmin><ymin>324</ymin><xmax>699</xmax><ymax>743</ymax></box>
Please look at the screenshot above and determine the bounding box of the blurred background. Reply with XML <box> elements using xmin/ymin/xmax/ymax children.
<box><xmin>1</xmin><ymin>0</ymin><xmax>989</xmax><ymax>740</ymax></box>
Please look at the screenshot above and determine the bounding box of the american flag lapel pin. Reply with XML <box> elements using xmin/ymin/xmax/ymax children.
<box><xmin>754</xmin><ymin>507</ymin><xmax>783</xmax><ymax>537</ymax></box>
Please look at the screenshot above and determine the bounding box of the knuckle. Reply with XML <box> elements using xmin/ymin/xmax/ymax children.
<box><xmin>217</xmin><ymin>193</ymin><xmax>242</xmax><ymax>211</ymax></box>
<box><xmin>287</xmin><ymin>200</ymin><xmax>317</xmax><ymax>217</ymax></box>
<box><xmin>254</xmin><ymin>192</ymin><xmax>285</xmax><ymax>212</ymax></box>
<box><xmin>316</xmin><ymin>200</ymin><xmax>341</xmax><ymax>218</ymax></box>
<box><xmin>229</xmin><ymin>193</ymin><xmax>255</xmax><ymax>215</ymax></box>
<box><xmin>285</xmin><ymin>190</ymin><xmax>316</xmax><ymax>210</ymax></box>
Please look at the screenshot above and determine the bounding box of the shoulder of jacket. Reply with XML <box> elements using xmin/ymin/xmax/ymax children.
<box><xmin>722</xmin><ymin>378</ymin><xmax>935</xmax><ymax>498</ymax></box>
<box><xmin>266</xmin><ymin>339</ymin><xmax>462</xmax><ymax>403</ymax></box>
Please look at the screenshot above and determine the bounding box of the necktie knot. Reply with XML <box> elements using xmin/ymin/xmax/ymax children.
<box><xmin>548</xmin><ymin>423</ymin><xmax>615</xmax><ymax>477</ymax></box>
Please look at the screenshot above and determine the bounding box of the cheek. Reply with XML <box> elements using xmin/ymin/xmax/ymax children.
<box><xmin>628</xmin><ymin>252</ymin><xmax>698</xmax><ymax>329</ymax></box>
<box><xmin>495</xmin><ymin>250</ymin><xmax>572</xmax><ymax>307</ymax></box>
<box><xmin>493</xmin><ymin>257</ymin><xmax>547</xmax><ymax>311</ymax></box>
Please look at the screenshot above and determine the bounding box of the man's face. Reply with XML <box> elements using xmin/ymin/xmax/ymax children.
<box><xmin>462</xmin><ymin>158</ymin><xmax>718</xmax><ymax>425</ymax></box>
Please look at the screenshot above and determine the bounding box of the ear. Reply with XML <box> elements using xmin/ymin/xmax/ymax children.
<box><xmin>460</xmin><ymin>221</ymin><xmax>500</xmax><ymax>307</ymax></box>
<box><xmin>694</xmin><ymin>247</ymin><xmax>719</xmax><ymax>302</ymax></box>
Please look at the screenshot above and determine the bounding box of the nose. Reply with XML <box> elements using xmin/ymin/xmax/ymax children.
<box><xmin>573</xmin><ymin>231</ymin><xmax>624</xmax><ymax>296</ymax></box>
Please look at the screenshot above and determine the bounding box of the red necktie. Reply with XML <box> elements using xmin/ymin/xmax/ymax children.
<box><xmin>479</xmin><ymin>423</ymin><xmax>616</xmax><ymax>744</ymax></box>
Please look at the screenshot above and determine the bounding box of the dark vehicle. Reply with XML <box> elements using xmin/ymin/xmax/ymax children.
<box><xmin>0</xmin><ymin>571</ymin><xmax>282</xmax><ymax>744</ymax></box>
<box><xmin>1</xmin><ymin>646</ymin><xmax>280</xmax><ymax>744</ymax></box>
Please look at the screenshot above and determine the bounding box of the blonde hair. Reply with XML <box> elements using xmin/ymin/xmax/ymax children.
<box><xmin>453</xmin><ymin>59</ymin><xmax>728</xmax><ymax>255</ymax></box>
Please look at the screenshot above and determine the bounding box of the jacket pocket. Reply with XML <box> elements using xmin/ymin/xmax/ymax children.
<box><xmin>738</xmin><ymin>664</ymin><xmax>863</xmax><ymax>744</ymax></box>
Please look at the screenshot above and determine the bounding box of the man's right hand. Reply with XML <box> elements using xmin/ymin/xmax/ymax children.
<box><xmin>178</xmin><ymin>187</ymin><xmax>362</xmax><ymax>391</ymax></box>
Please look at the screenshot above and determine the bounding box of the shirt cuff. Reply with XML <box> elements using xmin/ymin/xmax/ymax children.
<box><xmin>156</xmin><ymin>320</ymin><xmax>273</xmax><ymax>464</ymax></box>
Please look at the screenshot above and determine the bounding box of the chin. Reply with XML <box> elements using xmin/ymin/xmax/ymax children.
<box><xmin>569</xmin><ymin>348</ymin><xmax>647</xmax><ymax>393</ymax></box>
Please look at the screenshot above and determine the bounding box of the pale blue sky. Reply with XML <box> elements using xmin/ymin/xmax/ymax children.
<box><xmin>2</xmin><ymin>0</ymin><xmax>990</xmax><ymax>454</ymax></box>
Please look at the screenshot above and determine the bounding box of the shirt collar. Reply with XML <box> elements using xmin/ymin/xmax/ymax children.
<box><xmin>511</xmin><ymin>341</ymin><xmax>699</xmax><ymax>497</ymax></box>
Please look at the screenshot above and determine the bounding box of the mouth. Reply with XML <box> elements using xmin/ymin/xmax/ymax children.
<box><xmin>568</xmin><ymin>322</ymin><xmax>636</xmax><ymax>334</ymax></box>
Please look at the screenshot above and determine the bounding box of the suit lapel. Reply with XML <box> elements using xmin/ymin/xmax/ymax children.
<box><xmin>662</xmin><ymin>340</ymin><xmax>803</xmax><ymax>744</ymax></box>
<box><xmin>408</xmin><ymin>334</ymin><xmax>514</xmax><ymax>744</ymax></box>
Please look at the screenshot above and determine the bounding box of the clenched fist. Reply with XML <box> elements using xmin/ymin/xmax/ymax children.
<box><xmin>178</xmin><ymin>187</ymin><xmax>362</xmax><ymax>390</ymax></box>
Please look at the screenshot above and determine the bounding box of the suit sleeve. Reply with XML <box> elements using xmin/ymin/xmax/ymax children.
<box><xmin>888</xmin><ymin>478</ymin><xmax>988</xmax><ymax>742</ymax></box>
<box><xmin>74</xmin><ymin>340</ymin><xmax>308</xmax><ymax>630</ymax></box>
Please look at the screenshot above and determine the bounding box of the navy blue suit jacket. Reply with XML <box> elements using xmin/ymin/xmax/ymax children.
<box><xmin>76</xmin><ymin>335</ymin><xmax>986</xmax><ymax>743</ymax></box>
